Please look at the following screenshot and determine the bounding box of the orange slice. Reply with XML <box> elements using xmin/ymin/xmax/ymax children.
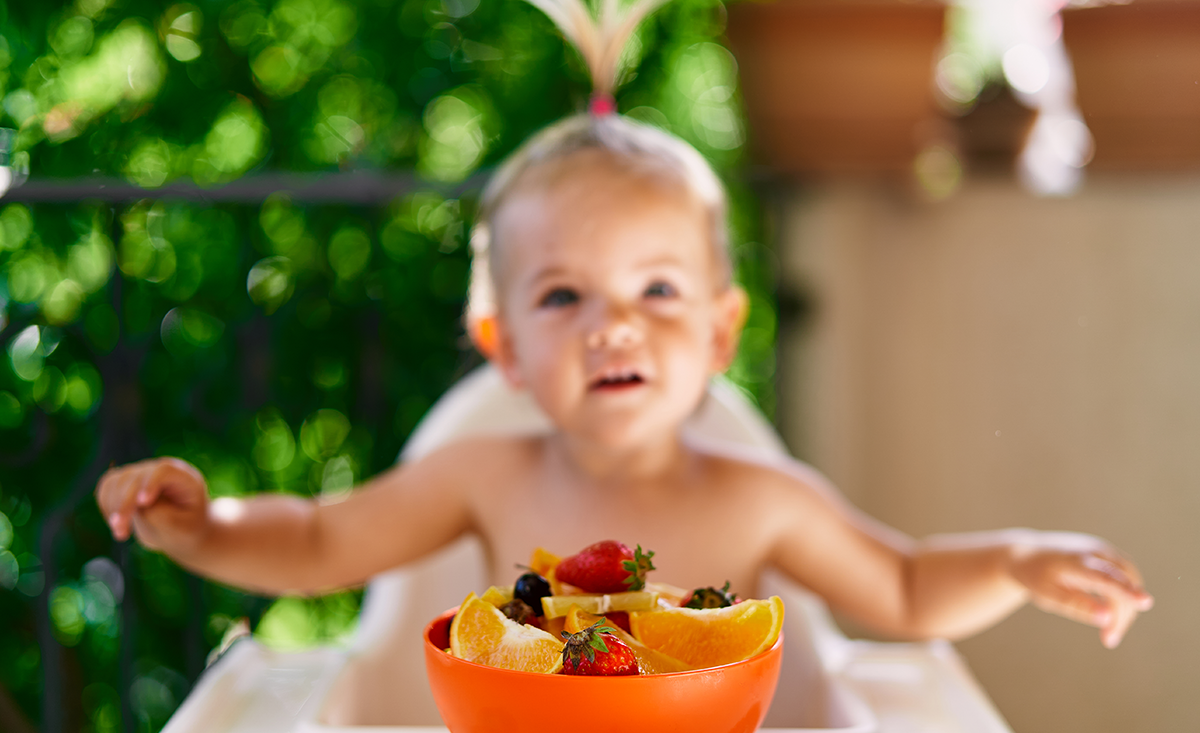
<box><xmin>565</xmin><ymin>606</ymin><xmax>693</xmax><ymax>675</ymax></box>
<box><xmin>449</xmin><ymin>595</ymin><xmax>564</xmax><ymax>673</ymax></box>
<box><xmin>563</xmin><ymin>605</ymin><xmax>616</xmax><ymax>636</ymax></box>
<box><xmin>529</xmin><ymin>547</ymin><xmax>561</xmax><ymax>578</ymax></box>
<box><xmin>629</xmin><ymin>596</ymin><xmax>784</xmax><ymax>668</ymax></box>
<box><xmin>540</xmin><ymin>614</ymin><xmax>566</xmax><ymax>640</ymax></box>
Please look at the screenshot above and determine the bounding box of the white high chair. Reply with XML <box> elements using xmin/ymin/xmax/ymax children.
<box><xmin>162</xmin><ymin>366</ymin><xmax>1013</xmax><ymax>733</ymax></box>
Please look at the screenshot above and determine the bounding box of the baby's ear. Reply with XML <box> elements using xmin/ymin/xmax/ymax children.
<box><xmin>711</xmin><ymin>284</ymin><xmax>749</xmax><ymax>373</ymax></box>
<box><xmin>468</xmin><ymin>313</ymin><xmax>524</xmax><ymax>388</ymax></box>
<box><xmin>467</xmin><ymin>313</ymin><xmax>499</xmax><ymax>360</ymax></box>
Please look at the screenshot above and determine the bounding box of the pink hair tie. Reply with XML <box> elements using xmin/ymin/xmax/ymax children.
<box><xmin>589</xmin><ymin>93</ymin><xmax>617</xmax><ymax>117</ymax></box>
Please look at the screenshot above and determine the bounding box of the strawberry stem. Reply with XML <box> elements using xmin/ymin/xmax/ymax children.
<box><xmin>562</xmin><ymin>620</ymin><xmax>619</xmax><ymax>666</ymax></box>
<box><xmin>622</xmin><ymin>545</ymin><xmax>656</xmax><ymax>591</ymax></box>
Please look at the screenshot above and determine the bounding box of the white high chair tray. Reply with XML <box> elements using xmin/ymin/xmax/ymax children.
<box><xmin>162</xmin><ymin>632</ymin><xmax>1008</xmax><ymax>733</ymax></box>
<box><xmin>161</xmin><ymin>555</ymin><xmax>1009</xmax><ymax>733</ymax></box>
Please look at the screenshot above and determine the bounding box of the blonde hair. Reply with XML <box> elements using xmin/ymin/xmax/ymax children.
<box><xmin>467</xmin><ymin>0</ymin><xmax>731</xmax><ymax>320</ymax></box>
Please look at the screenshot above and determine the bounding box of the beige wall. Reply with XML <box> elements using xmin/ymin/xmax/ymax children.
<box><xmin>776</xmin><ymin>176</ymin><xmax>1200</xmax><ymax>733</ymax></box>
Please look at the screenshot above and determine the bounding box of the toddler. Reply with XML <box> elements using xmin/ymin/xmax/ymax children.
<box><xmin>96</xmin><ymin>0</ymin><xmax>1151</xmax><ymax>649</ymax></box>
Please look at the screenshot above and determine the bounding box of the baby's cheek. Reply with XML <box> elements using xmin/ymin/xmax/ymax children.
<box><xmin>528</xmin><ymin>348</ymin><xmax>580</xmax><ymax>402</ymax></box>
<box><xmin>665</xmin><ymin>342</ymin><xmax>713</xmax><ymax>395</ymax></box>
<box><xmin>676</xmin><ymin>322</ymin><xmax>717</xmax><ymax>364</ymax></box>
<box><xmin>518</xmin><ymin>336</ymin><xmax>561</xmax><ymax>378</ymax></box>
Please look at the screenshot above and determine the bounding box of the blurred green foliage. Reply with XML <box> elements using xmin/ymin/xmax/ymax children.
<box><xmin>0</xmin><ymin>0</ymin><xmax>776</xmax><ymax>730</ymax></box>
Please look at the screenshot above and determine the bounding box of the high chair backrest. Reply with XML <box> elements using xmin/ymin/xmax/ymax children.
<box><xmin>319</xmin><ymin>365</ymin><xmax>839</xmax><ymax>728</ymax></box>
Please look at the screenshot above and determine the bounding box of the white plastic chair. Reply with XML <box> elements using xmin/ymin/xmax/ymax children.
<box><xmin>162</xmin><ymin>366</ymin><xmax>1014</xmax><ymax>733</ymax></box>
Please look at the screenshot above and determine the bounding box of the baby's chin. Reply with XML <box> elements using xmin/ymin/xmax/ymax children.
<box><xmin>559</xmin><ymin>402</ymin><xmax>706</xmax><ymax>451</ymax></box>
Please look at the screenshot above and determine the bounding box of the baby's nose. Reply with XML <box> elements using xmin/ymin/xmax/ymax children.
<box><xmin>586</xmin><ymin>307</ymin><xmax>642</xmax><ymax>350</ymax></box>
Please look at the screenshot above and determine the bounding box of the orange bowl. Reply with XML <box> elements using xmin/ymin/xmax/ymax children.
<box><xmin>423</xmin><ymin>608</ymin><xmax>783</xmax><ymax>733</ymax></box>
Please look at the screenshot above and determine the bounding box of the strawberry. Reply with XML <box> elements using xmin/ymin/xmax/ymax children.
<box><xmin>556</xmin><ymin>540</ymin><xmax>655</xmax><ymax>593</ymax></box>
<box><xmin>560</xmin><ymin>620</ymin><xmax>640</xmax><ymax>676</ymax></box>
<box><xmin>604</xmin><ymin>610</ymin><xmax>631</xmax><ymax>634</ymax></box>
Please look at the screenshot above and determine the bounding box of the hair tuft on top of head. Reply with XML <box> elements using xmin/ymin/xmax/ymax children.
<box><xmin>524</xmin><ymin>0</ymin><xmax>670</xmax><ymax>98</ymax></box>
<box><xmin>466</xmin><ymin>0</ymin><xmax>731</xmax><ymax>327</ymax></box>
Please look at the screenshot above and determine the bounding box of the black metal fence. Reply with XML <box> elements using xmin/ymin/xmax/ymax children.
<box><xmin>3</xmin><ymin>171</ymin><xmax>484</xmax><ymax>733</ymax></box>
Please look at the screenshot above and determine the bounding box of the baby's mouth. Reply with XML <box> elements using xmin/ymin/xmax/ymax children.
<box><xmin>589</xmin><ymin>368</ymin><xmax>646</xmax><ymax>391</ymax></box>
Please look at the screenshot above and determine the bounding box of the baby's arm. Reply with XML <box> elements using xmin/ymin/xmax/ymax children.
<box><xmin>95</xmin><ymin>446</ymin><xmax>475</xmax><ymax>595</ymax></box>
<box><xmin>767</xmin><ymin>463</ymin><xmax>1153</xmax><ymax>648</ymax></box>
<box><xmin>898</xmin><ymin>529</ymin><xmax>1151</xmax><ymax>647</ymax></box>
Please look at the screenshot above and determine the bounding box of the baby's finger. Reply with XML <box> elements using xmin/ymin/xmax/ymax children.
<box><xmin>135</xmin><ymin>462</ymin><xmax>169</xmax><ymax>509</ymax></box>
<box><xmin>1096</xmin><ymin>551</ymin><xmax>1153</xmax><ymax>609</ymax></box>
<box><xmin>1058</xmin><ymin>560</ymin><xmax>1148</xmax><ymax>648</ymax></box>
<box><xmin>147</xmin><ymin>458</ymin><xmax>207</xmax><ymax>509</ymax></box>
<box><xmin>110</xmin><ymin>468</ymin><xmax>157</xmax><ymax>541</ymax></box>
<box><xmin>1093</xmin><ymin>567</ymin><xmax>1149</xmax><ymax>648</ymax></box>
<box><xmin>96</xmin><ymin>465</ymin><xmax>135</xmax><ymax>537</ymax></box>
<box><xmin>95</xmin><ymin>465</ymin><xmax>123</xmax><ymax>519</ymax></box>
<box><xmin>1103</xmin><ymin>550</ymin><xmax>1145</xmax><ymax>588</ymax></box>
<box><xmin>1100</xmin><ymin>596</ymin><xmax>1138</xmax><ymax>649</ymax></box>
<box><xmin>1030</xmin><ymin>580</ymin><xmax>1112</xmax><ymax>628</ymax></box>
<box><xmin>1073</xmin><ymin>556</ymin><xmax>1152</xmax><ymax>609</ymax></box>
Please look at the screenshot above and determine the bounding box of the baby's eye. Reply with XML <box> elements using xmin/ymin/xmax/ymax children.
<box><xmin>539</xmin><ymin>287</ymin><xmax>579</xmax><ymax>308</ymax></box>
<box><xmin>644</xmin><ymin>280</ymin><xmax>678</xmax><ymax>298</ymax></box>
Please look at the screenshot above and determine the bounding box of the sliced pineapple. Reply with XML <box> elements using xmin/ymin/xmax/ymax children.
<box><xmin>646</xmin><ymin>581</ymin><xmax>690</xmax><ymax>608</ymax></box>
<box><xmin>540</xmin><ymin>590</ymin><xmax>659</xmax><ymax>618</ymax></box>
<box><xmin>608</xmin><ymin>590</ymin><xmax>660</xmax><ymax>612</ymax></box>
<box><xmin>479</xmin><ymin>585</ymin><xmax>514</xmax><ymax>607</ymax></box>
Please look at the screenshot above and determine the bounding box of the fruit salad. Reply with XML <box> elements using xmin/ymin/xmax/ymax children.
<box><xmin>444</xmin><ymin>540</ymin><xmax>785</xmax><ymax>676</ymax></box>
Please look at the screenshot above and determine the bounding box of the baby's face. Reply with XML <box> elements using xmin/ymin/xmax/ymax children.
<box><xmin>489</xmin><ymin>150</ymin><xmax>742</xmax><ymax>451</ymax></box>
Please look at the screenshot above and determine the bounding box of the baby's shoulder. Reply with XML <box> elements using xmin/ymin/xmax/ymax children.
<box><xmin>692</xmin><ymin>444</ymin><xmax>840</xmax><ymax>507</ymax></box>
<box><xmin>413</xmin><ymin>433</ymin><xmax>546</xmax><ymax>475</ymax></box>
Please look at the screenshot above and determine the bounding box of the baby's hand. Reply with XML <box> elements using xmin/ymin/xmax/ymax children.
<box><xmin>1008</xmin><ymin>531</ymin><xmax>1153</xmax><ymax>648</ymax></box>
<box><xmin>95</xmin><ymin>458</ymin><xmax>210</xmax><ymax>553</ymax></box>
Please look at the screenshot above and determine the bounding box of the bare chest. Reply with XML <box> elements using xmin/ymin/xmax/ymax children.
<box><xmin>468</xmin><ymin>466</ymin><xmax>778</xmax><ymax>599</ymax></box>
